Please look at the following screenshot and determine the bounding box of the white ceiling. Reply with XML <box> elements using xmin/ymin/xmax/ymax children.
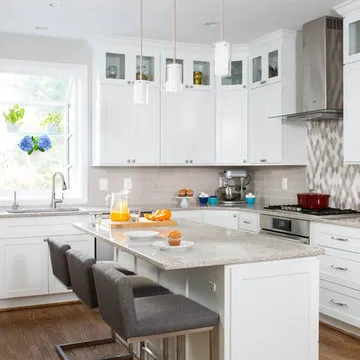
<box><xmin>0</xmin><ymin>0</ymin><xmax>345</xmax><ymax>44</ymax></box>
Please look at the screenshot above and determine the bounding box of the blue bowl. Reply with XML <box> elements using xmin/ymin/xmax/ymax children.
<box><xmin>245</xmin><ymin>197</ymin><xmax>256</xmax><ymax>205</ymax></box>
<box><xmin>199</xmin><ymin>197</ymin><xmax>209</xmax><ymax>205</ymax></box>
<box><xmin>208</xmin><ymin>197</ymin><xmax>218</xmax><ymax>206</ymax></box>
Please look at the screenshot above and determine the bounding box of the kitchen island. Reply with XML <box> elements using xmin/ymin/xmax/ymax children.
<box><xmin>74</xmin><ymin>220</ymin><xmax>323</xmax><ymax>360</ymax></box>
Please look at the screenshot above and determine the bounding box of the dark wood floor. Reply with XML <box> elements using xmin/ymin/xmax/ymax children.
<box><xmin>0</xmin><ymin>303</ymin><xmax>359</xmax><ymax>359</ymax></box>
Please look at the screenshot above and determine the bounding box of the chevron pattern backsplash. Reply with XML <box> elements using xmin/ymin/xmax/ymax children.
<box><xmin>307</xmin><ymin>120</ymin><xmax>360</xmax><ymax>210</ymax></box>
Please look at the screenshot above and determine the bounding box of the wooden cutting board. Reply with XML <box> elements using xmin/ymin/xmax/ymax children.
<box><xmin>101</xmin><ymin>218</ymin><xmax>178</xmax><ymax>229</ymax></box>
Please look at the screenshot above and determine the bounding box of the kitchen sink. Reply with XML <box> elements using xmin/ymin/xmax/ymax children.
<box><xmin>6</xmin><ymin>207</ymin><xmax>81</xmax><ymax>214</ymax></box>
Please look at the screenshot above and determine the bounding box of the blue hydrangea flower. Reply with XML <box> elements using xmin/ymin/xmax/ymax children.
<box><xmin>37</xmin><ymin>135</ymin><xmax>52</xmax><ymax>151</ymax></box>
<box><xmin>18</xmin><ymin>135</ymin><xmax>34</xmax><ymax>152</ymax></box>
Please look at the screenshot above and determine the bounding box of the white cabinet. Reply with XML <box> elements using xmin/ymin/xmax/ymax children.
<box><xmin>161</xmin><ymin>89</ymin><xmax>215</xmax><ymax>164</ymax></box>
<box><xmin>226</xmin><ymin>258</ymin><xmax>319</xmax><ymax>360</ymax></box>
<box><xmin>171</xmin><ymin>211</ymin><xmax>204</xmax><ymax>223</ymax></box>
<box><xmin>250</xmin><ymin>44</ymin><xmax>282</xmax><ymax>88</ymax></box>
<box><xmin>0</xmin><ymin>215</ymin><xmax>93</xmax><ymax>304</ymax></box>
<box><xmin>203</xmin><ymin>211</ymin><xmax>239</xmax><ymax>230</ymax></box>
<box><xmin>93</xmin><ymin>84</ymin><xmax>160</xmax><ymax>166</ymax></box>
<box><xmin>48</xmin><ymin>235</ymin><xmax>94</xmax><ymax>294</ymax></box>
<box><xmin>238</xmin><ymin>212</ymin><xmax>259</xmax><ymax>233</ymax></box>
<box><xmin>311</xmin><ymin>222</ymin><xmax>360</xmax><ymax>327</ymax></box>
<box><xmin>0</xmin><ymin>237</ymin><xmax>48</xmax><ymax>299</ymax></box>
<box><xmin>216</xmin><ymin>88</ymin><xmax>248</xmax><ymax>164</ymax></box>
<box><xmin>248</xmin><ymin>82</ymin><xmax>283</xmax><ymax>164</ymax></box>
<box><xmin>343</xmin><ymin>62</ymin><xmax>360</xmax><ymax>163</ymax></box>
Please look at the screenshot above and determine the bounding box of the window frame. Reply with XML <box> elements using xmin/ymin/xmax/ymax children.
<box><xmin>0</xmin><ymin>59</ymin><xmax>88</xmax><ymax>206</ymax></box>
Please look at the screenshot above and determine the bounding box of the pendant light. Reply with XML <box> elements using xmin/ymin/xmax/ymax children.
<box><xmin>166</xmin><ymin>0</ymin><xmax>182</xmax><ymax>92</ymax></box>
<box><xmin>214</xmin><ymin>0</ymin><xmax>231</xmax><ymax>77</ymax></box>
<box><xmin>134</xmin><ymin>0</ymin><xmax>149</xmax><ymax>104</ymax></box>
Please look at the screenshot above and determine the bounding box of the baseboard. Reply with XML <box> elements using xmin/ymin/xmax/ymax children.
<box><xmin>0</xmin><ymin>293</ymin><xmax>79</xmax><ymax>311</ymax></box>
<box><xmin>320</xmin><ymin>313</ymin><xmax>360</xmax><ymax>340</ymax></box>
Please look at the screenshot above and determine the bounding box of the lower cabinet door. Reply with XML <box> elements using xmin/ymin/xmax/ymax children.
<box><xmin>203</xmin><ymin>211</ymin><xmax>239</xmax><ymax>230</ymax></box>
<box><xmin>48</xmin><ymin>235</ymin><xmax>94</xmax><ymax>294</ymax></box>
<box><xmin>0</xmin><ymin>237</ymin><xmax>49</xmax><ymax>299</ymax></box>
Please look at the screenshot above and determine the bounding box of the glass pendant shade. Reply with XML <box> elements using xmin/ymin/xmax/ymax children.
<box><xmin>166</xmin><ymin>63</ymin><xmax>182</xmax><ymax>92</ymax></box>
<box><xmin>134</xmin><ymin>79</ymin><xmax>148</xmax><ymax>104</ymax></box>
<box><xmin>214</xmin><ymin>41</ymin><xmax>232</xmax><ymax>76</ymax></box>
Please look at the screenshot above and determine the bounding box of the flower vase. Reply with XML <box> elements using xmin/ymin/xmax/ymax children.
<box><xmin>28</xmin><ymin>151</ymin><xmax>41</xmax><ymax>166</ymax></box>
<box><xmin>6</xmin><ymin>123</ymin><xmax>20</xmax><ymax>133</ymax></box>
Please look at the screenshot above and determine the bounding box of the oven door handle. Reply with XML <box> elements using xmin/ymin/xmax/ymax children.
<box><xmin>261</xmin><ymin>230</ymin><xmax>309</xmax><ymax>245</ymax></box>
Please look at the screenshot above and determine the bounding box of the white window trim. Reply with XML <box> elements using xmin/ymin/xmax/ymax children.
<box><xmin>0</xmin><ymin>59</ymin><xmax>88</xmax><ymax>207</ymax></box>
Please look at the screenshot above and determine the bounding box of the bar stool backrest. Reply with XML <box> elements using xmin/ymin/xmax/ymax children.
<box><xmin>92</xmin><ymin>263</ymin><xmax>137</xmax><ymax>339</ymax></box>
<box><xmin>66</xmin><ymin>249</ymin><xmax>98</xmax><ymax>309</ymax></box>
<box><xmin>47</xmin><ymin>239</ymin><xmax>71</xmax><ymax>288</ymax></box>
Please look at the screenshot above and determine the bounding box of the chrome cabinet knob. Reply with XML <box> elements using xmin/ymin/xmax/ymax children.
<box><xmin>331</xmin><ymin>236</ymin><xmax>348</xmax><ymax>242</ymax></box>
<box><xmin>190</xmin><ymin>85</ymin><xmax>194</xmax><ymax>89</ymax></box>
<box><xmin>330</xmin><ymin>299</ymin><xmax>347</xmax><ymax>307</ymax></box>
<box><xmin>185</xmin><ymin>160</ymin><xmax>189</xmax><ymax>163</ymax></box>
<box><xmin>127</xmin><ymin>159</ymin><xmax>131</xmax><ymax>163</ymax></box>
<box><xmin>185</xmin><ymin>85</ymin><xmax>189</xmax><ymax>89</ymax></box>
<box><xmin>127</xmin><ymin>81</ymin><xmax>131</xmax><ymax>85</ymax></box>
<box><xmin>330</xmin><ymin>265</ymin><xmax>348</xmax><ymax>271</ymax></box>
<box><xmin>132</xmin><ymin>159</ymin><xmax>135</xmax><ymax>163</ymax></box>
<box><xmin>43</xmin><ymin>237</ymin><xmax>50</xmax><ymax>243</ymax></box>
<box><xmin>189</xmin><ymin>160</ymin><xmax>193</xmax><ymax>164</ymax></box>
<box><xmin>233</xmin><ymin>214</ymin><xmax>237</xmax><ymax>218</ymax></box>
<box><xmin>260</xmin><ymin>159</ymin><xmax>267</xmax><ymax>163</ymax></box>
<box><xmin>243</xmin><ymin>159</ymin><xmax>247</xmax><ymax>163</ymax></box>
<box><xmin>243</xmin><ymin>85</ymin><xmax>247</xmax><ymax>88</ymax></box>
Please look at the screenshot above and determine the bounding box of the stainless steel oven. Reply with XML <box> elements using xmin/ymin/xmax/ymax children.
<box><xmin>260</xmin><ymin>214</ymin><xmax>310</xmax><ymax>245</ymax></box>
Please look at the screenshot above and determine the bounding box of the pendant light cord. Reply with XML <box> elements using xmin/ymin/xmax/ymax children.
<box><xmin>140</xmin><ymin>0</ymin><xmax>143</xmax><ymax>80</ymax></box>
<box><xmin>221</xmin><ymin>0</ymin><xmax>224</xmax><ymax>41</ymax></box>
<box><xmin>173</xmin><ymin>0</ymin><xmax>176</xmax><ymax>63</ymax></box>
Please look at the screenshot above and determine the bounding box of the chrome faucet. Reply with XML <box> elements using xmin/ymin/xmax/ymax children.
<box><xmin>50</xmin><ymin>172</ymin><xmax>67</xmax><ymax>209</ymax></box>
<box><xmin>12</xmin><ymin>191</ymin><xmax>19</xmax><ymax>210</ymax></box>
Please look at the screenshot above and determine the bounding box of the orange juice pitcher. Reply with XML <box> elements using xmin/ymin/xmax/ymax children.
<box><xmin>106</xmin><ymin>191</ymin><xmax>130</xmax><ymax>222</ymax></box>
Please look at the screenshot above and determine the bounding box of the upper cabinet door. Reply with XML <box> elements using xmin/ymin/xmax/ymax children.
<box><xmin>135</xmin><ymin>54</ymin><xmax>160</xmax><ymax>86</ymax></box>
<box><xmin>250</xmin><ymin>45</ymin><xmax>282</xmax><ymax>88</ymax></box>
<box><xmin>344</xmin><ymin>13</ymin><xmax>360</xmax><ymax>64</ymax></box>
<box><xmin>344</xmin><ymin>62</ymin><xmax>360</xmax><ymax>164</ymax></box>
<box><xmin>218</xmin><ymin>57</ymin><xmax>248</xmax><ymax>89</ymax></box>
<box><xmin>161</xmin><ymin>89</ymin><xmax>215</xmax><ymax>164</ymax></box>
<box><xmin>216</xmin><ymin>88</ymin><xmax>248</xmax><ymax>164</ymax></box>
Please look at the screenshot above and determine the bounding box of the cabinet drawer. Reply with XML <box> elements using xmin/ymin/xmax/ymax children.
<box><xmin>238</xmin><ymin>212</ymin><xmax>259</xmax><ymax>233</ymax></box>
<box><xmin>311</xmin><ymin>224</ymin><xmax>360</xmax><ymax>254</ymax></box>
<box><xmin>320</xmin><ymin>283</ymin><xmax>360</xmax><ymax>328</ymax></box>
<box><xmin>320</xmin><ymin>248</ymin><xmax>360</xmax><ymax>291</ymax></box>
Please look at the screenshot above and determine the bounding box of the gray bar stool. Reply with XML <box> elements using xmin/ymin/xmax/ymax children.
<box><xmin>93</xmin><ymin>263</ymin><xmax>220</xmax><ymax>360</ymax></box>
<box><xmin>63</xmin><ymin>249</ymin><xmax>172</xmax><ymax>360</ymax></box>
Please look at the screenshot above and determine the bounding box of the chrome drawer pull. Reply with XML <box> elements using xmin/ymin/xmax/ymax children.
<box><xmin>330</xmin><ymin>265</ymin><xmax>348</xmax><ymax>271</ymax></box>
<box><xmin>330</xmin><ymin>299</ymin><xmax>348</xmax><ymax>307</ymax></box>
<box><xmin>243</xmin><ymin>221</ymin><xmax>251</xmax><ymax>224</ymax></box>
<box><xmin>331</xmin><ymin>236</ymin><xmax>349</xmax><ymax>242</ymax></box>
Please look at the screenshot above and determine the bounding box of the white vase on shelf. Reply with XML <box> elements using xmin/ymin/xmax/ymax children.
<box><xmin>27</xmin><ymin>151</ymin><xmax>41</xmax><ymax>166</ymax></box>
<box><xmin>6</xmin><ymin>123</ymin><xmax>20</xmax><ymax>133</ymax></box>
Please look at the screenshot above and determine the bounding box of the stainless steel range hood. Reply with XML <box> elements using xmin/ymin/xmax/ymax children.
<box><xmin>275</xmin><ymin>16</ymin><xmax>343</xmax><ymax>121</ymax></box>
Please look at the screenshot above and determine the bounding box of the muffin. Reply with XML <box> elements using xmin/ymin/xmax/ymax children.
<box><xmin>186</xmin><ymin>189</ymin><xmax>194</xmax><ymax>197</ymax></box>
<box><xmin>178</xmin><ymin>188</ymin><xmax>187</xmax><ymax>197</ymax></box>
<box><xmin>168</xmin><ymin>230</ymin><xmax>183</xmax><ymax>246</ymax></box>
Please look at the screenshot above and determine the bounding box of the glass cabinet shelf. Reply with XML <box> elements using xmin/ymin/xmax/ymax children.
<box><xmin>268</xmin><ymin>50</ymin><xmax>279</xmax><ymax>78</ymax></box>
<box><xmin>136</xmin><ymin>55</ymin><xmax>155</xmax><ymax>81</ymax></box>
<box><xmin>349</xmin><ymin>20</ymin><xmax>360</xmax><ymax>55</ymax></box>
<box><xmin>105</xmin><ymin>53</ymin><xmax>126</xmax><ymax>80</ymax></box>
<box><xmin>221</xmin><ymin>60</ymin><xmax>243</xmax><ymax>86</ymax></box>
<box><xmin>193</xmin><ymin>61</ymin><xmax>210</xmax><ymax>86</ymax></box>
<box><xmin>165</xmin><ymin>58</ymin><xmax>184</xmax><ymax>82</ymax></box>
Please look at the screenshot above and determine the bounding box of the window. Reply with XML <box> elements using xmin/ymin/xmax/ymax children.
<box><xmin>0</xmin><ymin>60</ymin><xmax>88</xmax><ymax>205</ymax></box>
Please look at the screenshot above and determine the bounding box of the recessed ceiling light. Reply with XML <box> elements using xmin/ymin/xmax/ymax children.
<box><xmin>35</xmin><ymin>26</ymin><xmax>49</xmax><ymax>30</ymax></box>
<box><xmin>49</xmin><ymin>2</ymin><xmax>64</xmax><ymax>8</ymax></box>
<box><xmin>204</xmin><ymin>21</ymin><xmax>218</xmax><ymax>27</ymax></box>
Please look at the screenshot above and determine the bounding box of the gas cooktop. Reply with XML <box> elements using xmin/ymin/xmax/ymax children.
<box><xmin>263</xmin><ymin>205</ymin><xmax>360</xmax><ymax>216</ymax></box>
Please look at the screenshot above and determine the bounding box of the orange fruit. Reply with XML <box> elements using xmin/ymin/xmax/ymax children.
<box><xmin>144</xmin><ymin>213</ymin><xmax>156</xmax><ymax>221</ymax></box>
<box><xmin>153</xmin><ymin>209</ymin><xmax>172</xmax><ymax>221</ymax></box>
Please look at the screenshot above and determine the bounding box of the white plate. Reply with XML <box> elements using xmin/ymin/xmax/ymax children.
<box><xmin>152</xmin><ymin>240</ymin><xmax>194</xmax><ymax>251</ymax></box>
<box><xmin>123</xmin><ymin>231</ymin><xmax>159</xmax><ymax>239</ymax></box>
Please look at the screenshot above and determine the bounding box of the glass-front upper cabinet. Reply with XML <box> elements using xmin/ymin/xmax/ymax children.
<box><xmin>192</xmin><ymin>60</ymin><xmax>211</xmax><ymax>87</ymax></box>
<box><xmin>344</xmin><ymin>14</ymin><xmax>360</xmax><ymax>64</ymax></box>
<box><xmin>99</xmin><ymin>46</ymin><xmax>160</xmax><ymax>85</ymax></box>
<box><xmin>250</xmin><ymin>46</ymin><xmax>281</xmax><ymax>87</ymax></box>
<box><xmin>218</xmin><ymin>56</ymin><xmax>247</xmax><ymax>89</ymax></box>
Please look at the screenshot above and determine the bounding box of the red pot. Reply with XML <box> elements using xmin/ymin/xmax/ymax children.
<box><xmin>297</xmin><ymin>193</ymin><xmax>330</xmax><ymax>209</ymax></box>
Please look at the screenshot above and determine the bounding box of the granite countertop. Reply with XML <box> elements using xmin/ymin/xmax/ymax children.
<box><xmin>73</xmin><ymin>220</ymin><xmax>324</xmax><ymax>270</ymax></box>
